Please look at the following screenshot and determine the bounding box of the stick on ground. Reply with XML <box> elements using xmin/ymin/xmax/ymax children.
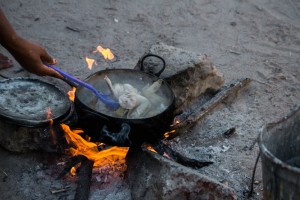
<box><xmin>172</xmin><ymin>78</ymin><xmax>251</xmax><ymax>130</ymax></box>
<box><xmin>74</xmin><ymin>156</ymin><xmax>94</xmax><ymax>200</ymax></box>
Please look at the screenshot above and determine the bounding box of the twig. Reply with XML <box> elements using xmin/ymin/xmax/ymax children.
<box><xmin>50</xmin><ymin>186</ymin><xmax>70</xmax><ymax>194</ymax></box>
<box><xmin>151</xmin><ymin>142</ymin><xmax>213</xmax><ymax>169</ymax></box>
<box><xmin>228</xmin><ymin>50</ymin><xmax>241</xmax><ymax>55</ymax></box>
<box><xmin>0</xmin><ymin>168</ymin><xmax>8</xmax><ymax>176</ymax></box>
<box><xmin>57</xmin><ymin>155</ymin><xmax>86</xmax><ymax>179</ymax></box>
<box><xmin>253</xmin><ymin>79</ymin><xmax>272</xmax><ymax>87</ymax></box>
<box><xmin>0</xmin><ymin>74</ymin><xmax>9</xmax><ymax>79</ymax></box>
<box><xmin>1</xmin><ymin>168</ymin><xmax>8</xmax><ymax>182</ymax></box>
<box><xmin>248</xmin><ymin>151</ymin><xmax>261</xmax><ymax>198</ymax></box>
<box><xmin>75</xmin><ymin>156</ymin><xmax>94</xmax><ymax>200</ymax></box>
<box><xmin>57</xmin><ymin>161</ymin><xmax>66</xmax><ymax>166</ymax></box>
<box><xmin>223</xmin><ymin>127</ymin><xmax>236</xmax><ymax>138</ymax></box>
<box><xmin>66</xmin><ymin>26</ymin><xmax>81</xmax><ymax>33</ymax></box>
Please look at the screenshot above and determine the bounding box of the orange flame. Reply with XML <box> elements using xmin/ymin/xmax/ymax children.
<box><xmin>164</xmin><ymin>130</ymin><xmax>176</xmax><ymax>138</ymax></box>
<box><xmin>60</xmin><ymin>124</ymin><xmax>129</xmax><ymax>167</ymax></box>
<box><xmin>85</xmin><ymin>56</ymin><xmax>96</xmax><ymax>70</ymax></box>
<box><xmin>144</xmin><ymin>144</ymin><xmax>157</xmax><ymax>153</ymax></box>
<box><xmin>93</xmin><ymin>45</ymin><xmax>115</xmax><ymax>60</ymax></box>
<box><xmin>46</xmin><ymin>108</ymin><xmax>53</xmax><ymax>124</ymax></box>
<box><xmin>171</xmin><ymin>116</ymin><xmax>181</xmax><ymax>127</ymax></box>
<box><xmin>67</xmin><ymin>87</ymin><xmax>76</xmax><ymax>102</ymax></box>
<box><xmin>70</xmin><ymin>167</ymin><xmax>77</xmax><ymax>176</ymax></box>
<box><xmin>46</xmin><ymin>108</ymin><xmax>57</xmax><ymax>144</ymax></box>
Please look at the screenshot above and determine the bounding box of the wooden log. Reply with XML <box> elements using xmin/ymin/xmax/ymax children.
<box><xmin>74</xmin><ymin>157</ymin><xmax>94</xmax><ymax>200</ymax></box>
<box><xmin>172</xmin><ymin>78</ymin><xmax>251</xmax><ymax>131</ymax></box>
<box><xmin>57</xmin><ymin>155</ymin><xmax>86</xmax><ymax>179</ymax></box>
<box><xmin>151</xmin><ymin>141</ymin><xmax>213</xmax><ymax>169</ymax></box>
<box><xmin>126</xmin><ymin>146</ymin><xmax>237</xmax><ymax>200</ymax></box>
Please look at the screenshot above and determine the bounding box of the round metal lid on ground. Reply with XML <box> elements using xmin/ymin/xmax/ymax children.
<box><xmin>0</xmin><ymin>77</ymin><xmax>71</xmax><ymax>127</ymax></box>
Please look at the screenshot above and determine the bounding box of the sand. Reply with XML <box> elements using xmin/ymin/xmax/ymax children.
<box><xmin>0</xmin><ymin>0</ymin><xmax>299</xmax><ymax>199</ymax></box>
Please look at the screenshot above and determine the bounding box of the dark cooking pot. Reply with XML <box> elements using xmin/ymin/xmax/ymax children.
<box><xmin>74</xmin><ymin>55</ymin><xmax>175</xmax><ymax>147</ymax></box>
<box><xmin>0</xmin><ymin>77</ymin><xmax>74</xmax><ymax>152</ymax></box>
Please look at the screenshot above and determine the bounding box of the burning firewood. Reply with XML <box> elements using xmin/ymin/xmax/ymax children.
<box><xmin>74</xmin><ymin>157</ymin><xmax>94</xmax><ymax>200</ymax></box>
<box><xmin>172</xmin><ymin>78</ymin><xmax>251</xmax><ymax>131</ymax></box>
<box><xmin>149</xmin><ymin>141</ymin><xmax>213</xmax><ymax>169</ymax></box>
<box><xmin>57</xmin><ymin>155</ymin><xmax>86</xmax><ymax>180</ymax></box>
<box><xmin>56</xmin><ymin>155</ymin><xmax>94</xmax><ymax>200</ymax></box>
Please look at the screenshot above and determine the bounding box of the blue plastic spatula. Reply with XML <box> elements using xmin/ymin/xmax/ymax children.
<box><xmin>45</xmin><ymin>64</ymin><xmax>120</xmax><ymax>110</ymax></box>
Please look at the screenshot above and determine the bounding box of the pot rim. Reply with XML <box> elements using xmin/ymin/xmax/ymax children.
<box><xmin>258</xmin><ymin>105</ymin><xmax>300</xmax><ymax>174</ymax></box>
<box><xmin>75</xmin><ymin>68</ymin><xmax>175</xmax><ymax>121</ymax></box>
<box><xmin>0</xmin><ymin>77</ymin><xmax>73</xmax><ymax>127</ymax></box>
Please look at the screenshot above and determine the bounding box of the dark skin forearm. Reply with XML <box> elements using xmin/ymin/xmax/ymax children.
<box><xmin>0</xmin><ymin>8</ymin><xmax>19</xmax><ymax>49</ymax></box>
<box><xmin>0</xmin><ymin>8</ymin><xmax>62</xmax><ymax>78</ymax></box>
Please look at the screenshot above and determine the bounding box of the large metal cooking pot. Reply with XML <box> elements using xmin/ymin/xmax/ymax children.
<box><xmin>0</xmin><ymin>77</ymin><xmax>74</xmax><ymax>152</ymax></box>
<box><xmin>74</xmin><ymin>55</ymin><xmax>175</xmax><ymax>147</ymax></box>
<box><xmin>258</xmin><ymin>105</ymin><xmax>300</xmax><ymax>199</ymax></box>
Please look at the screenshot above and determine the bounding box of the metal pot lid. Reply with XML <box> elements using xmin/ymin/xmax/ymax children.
<box><xmin>0</xmin><ymin>77</ymin><xmax>71</xmax><ymax>127</ymax></box>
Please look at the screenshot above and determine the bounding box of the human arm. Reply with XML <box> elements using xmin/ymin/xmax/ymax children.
<box><xmin>0</xmin><ymin>8</ymin><xmax>62</xmax><ymax>78</ymax></box>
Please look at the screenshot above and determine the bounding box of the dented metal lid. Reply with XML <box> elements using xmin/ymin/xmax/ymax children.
<box><xmin>0</xmin><ymin>77</ymin><xmax>71</xmax><ymax>127</ymax></box>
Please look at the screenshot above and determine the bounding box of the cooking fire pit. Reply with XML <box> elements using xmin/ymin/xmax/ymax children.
<box><xmin>0</xmin><ymin>45</ymin><xmax>246</xmax><ymax>200</ymax></box>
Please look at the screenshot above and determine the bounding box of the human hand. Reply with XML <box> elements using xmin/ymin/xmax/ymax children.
<box><xmin>8</xmin><ymin>36</ymin><xmax>63</xmax><ymax>78</ymax></box>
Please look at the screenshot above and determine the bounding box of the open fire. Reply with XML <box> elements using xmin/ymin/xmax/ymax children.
<box><xmin>59</xmin><ymin>45</ymin><xmax>129</xmax><ymax>176</ymax></box>
<box><xmin>58</xmin><ymin>45</ymin><xmax>178</xmax><ymax>170</ymax></box>
<box><xmin>46</xmin><ymin>108</ymin><xmax>58</xmax><ymax>145</ymax></box>
<box><xmin>93</xmin><ymin>45</ymin><xmax>115</xmax><ymax>60</ymax></box>
<box><xmin>61</xmin><ymin>124</ymin><xmax>128</xmax><ymax>171</ymax></box>
<box><xmin>85</xmin><ymin>45</ymin><xmax>114</xmax><ymax>70</ymax></box>
<box><xmin>30</xmin><ymin>43</ymin><xmax>217</xmax><ymax>199</ymax></box>
<box><xmin>0</xmin><ymin>40</ymin><xmax>248</xmax><ymax>199</ymax></box>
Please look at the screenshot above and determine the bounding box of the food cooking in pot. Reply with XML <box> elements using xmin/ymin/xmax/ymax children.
<box><xmin>99</xmin><ymin>75</ymin><xmax>167</xmax><ymax>119</ymax></box>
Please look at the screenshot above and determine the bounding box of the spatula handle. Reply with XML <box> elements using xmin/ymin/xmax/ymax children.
<box><xmin>45</xmin><ymin>64</ymin><xmax>120</xmax><ymax>110</ymax></box>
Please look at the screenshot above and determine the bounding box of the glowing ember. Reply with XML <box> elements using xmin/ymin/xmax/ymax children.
<box><xmin>67</xmin><ymin>87</ymin><xmax>76</xmax><ymax>102</ymax></box>
<box><xmin>46</xmin><ymin>107</ymin><xmax>53</xmax><ymax>125</ymax></box>
<box><xmin>164</xmin><ymin>130</ymin><xmax>176</xmax><ymax>138</ymax></box>
<box><xmin>143</xmin><ymin>144</ymin><xmax>172</xmax><ymax>160</ymax></box>
<box><xmin>143</xmin><ymin>144</ymin><xmax>157</xmax><ymax>153</ymax></box>
<box><xmin>171</xmin><ymin>116</ymin><xmax>181</xmax><ymax>126</ymax></box>
<box><xmin>61</xmin><ymin>124</ymin><xmax>129</xmax><ymax>167</ymax></box>
<box><xmin>93</xmin><ymin>45</ymin><xmax>115</xmax><ymax>60</ymax></box>
<box><xmin>70</xmin><ymin>167</ymin><xmax>76</xmax><ymax>176</ymax></box>
<box><xmin>85</xmin><ymin>56</ymin><xmax>96</xmax><ymax>70</ymax></box>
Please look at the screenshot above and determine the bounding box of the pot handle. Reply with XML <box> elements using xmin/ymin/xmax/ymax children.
<box><xmin>140</xmin><ymin>54</ymin><xmax>166</xmax><ymax>77</ymax></box>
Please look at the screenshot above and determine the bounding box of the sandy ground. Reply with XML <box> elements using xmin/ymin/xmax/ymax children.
<box><xmin>0</xmin><ymin>0</ymin><xmax>299</xmax><ymax>199</ymax></box>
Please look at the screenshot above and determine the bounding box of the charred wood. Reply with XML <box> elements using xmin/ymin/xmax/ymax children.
<box><xmin>57</xmin><ymin>155</ymin><xmax>86</xmax><ymax>179</ymax></box>
<box><xmin>151</xmin><ymin>141</ymin><xmax>213</xmax><ymax>169</ymax></box>
<box><xmin>172</xmin><ymin>78</ymin><xmax>251</xmax><ymax>131</ymax></box>
<box><xmin>223</xmin><ymin>127</ymin><xmax>236</xmax><ymax>138</ymax></box>
<box><xmin>74</xmin><ymin>156</ymin><xmax>94</xmax><ymax>200</ymax></box>
<box><xmin>56</xmin><ymin>155</ymin><xmax>94</xmax><ymax>200</ymax></box>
